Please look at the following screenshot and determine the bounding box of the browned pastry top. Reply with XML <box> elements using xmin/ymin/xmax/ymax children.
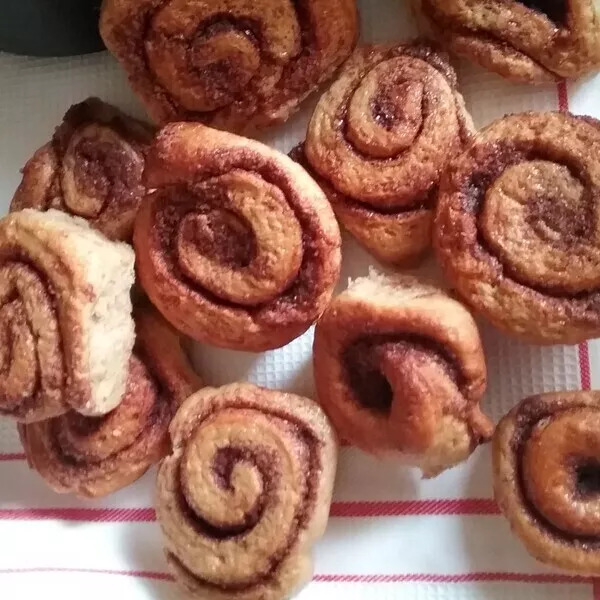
<box><xmin>313</xmin><ymin>271</ymin><xmax>492</xmax><ymax>477</ymax></box>
<box><xmin>494</xmin><ymin>391</ymin><xmax>600</xmax><ymax>574</ymax></box>
<box><xmin>302</xmin><ymin>42</ymin><xmax>474</xmax><ymax>265</ymax></box>
<box><xmin>435</xmin><ymin>111</ymin><xmax>600</xmax><ymax>344</ymax></box>
<box><xmin>134</xmin><ymin>122</ymin><xmax>341</xmax><ymax>351</ymax></box>
<box><xmin>155</xmin><ymin>383</ymin><xmax>337</xmax><ymax>600</ymax></box>
<box><xmin>100</xmin><ymin>0</ymin><xmax>359</xmax><ymax>132</ymax></box>
<box><xmin>19</xmin><ymin>303</ymin><xmax>202</xmax><ymax>498</ymax></box>
<box><xmin>11</xmin><ymin>98</ymin><xmax>153</xmax><ymax>241</ymax></box>
<box><xmin>414</xmin><ymin>0</ymin><xmax>600</xmax><ymax>82</ymax></box>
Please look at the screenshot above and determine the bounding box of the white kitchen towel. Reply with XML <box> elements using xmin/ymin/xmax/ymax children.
<box><xmin>0</xmin><ymin>1</ymin><xmax>599</xmax><ymax>599</ymax></box>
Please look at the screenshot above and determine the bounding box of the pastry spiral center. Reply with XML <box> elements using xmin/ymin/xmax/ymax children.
<box><xmin>176</xmin><ymin>408</ymin><xmax>309</xmax><ymax>585</ymax></box>
<box><xmin>516</xmin><ymin>0</ymin><xmax>568</xmax><ymax>25</ymax></box>
<box><xmin>347</xmin><ymin>62</ymin><xmax>425</xmax><ymax>158</ymax></box>
<box><xmin>480</xmin><ymin>159</ymin><xmax>600</xmax><ymax>294</ymax></box>
<box><xmin>145</xmin><ymin>0</ymin><xmax>301</xmax><ymax>112</ymax></box>
<box><xmin>344</xmin><ymin>337</ymin><xmax>464</xmax><ymax>453</ymax></box>
<box><xmin>175</xmin><ymin>171</ymin><xmax>303</xmax><ymax>305</ymax></box>
<box><xmin>61</xmin><ymin>124</ymin><xmax>143</xmax><ymax>218</ymax></box>
<box><xmin>523</xmin><ymin>409</ymin><xmax>600</xmax><ymax>537</ymax></box>
<box><xmin>55</xmin><ymin>357</ymin><xmax>159</xmax><ymax>462</ymax></box>
<box><xmin>0</xmin><ymin>263</ymin><xmax>62</xmax><ymax>415</ymax></box>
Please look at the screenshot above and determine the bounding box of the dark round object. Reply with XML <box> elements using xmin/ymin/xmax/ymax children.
<box><xmin>0</xmin><ymin>0</ymin><xmax>104</xmax><ymax>57</ymax></box>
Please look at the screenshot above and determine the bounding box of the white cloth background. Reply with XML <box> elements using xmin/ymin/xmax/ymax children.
<box><xmin>0</xmin><ymin>1</ymin><xmax>599</xmax><ymax>599</ymax></box>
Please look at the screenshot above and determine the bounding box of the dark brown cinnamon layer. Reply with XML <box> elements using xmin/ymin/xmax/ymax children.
<box><xmin>493</xmin><ymin>391</ymin><xmax>600</xmax><ymax>573</ymax></box>
<box><xmin>414</xmin><ymin>0</ymin><xmax>600</xmax><ymax>82</ymax></box>
<box><xmin>134</xmin><ymin>123</ymin><xmax>341</xmax><ymax>352</ymax></box>
<box><xmin>156</xmin><ymin>383</ymin><xmax>337</xmax><ymax>600</ymax></box>
<box><xmin>302</xmin><ymin>43</ymin><xmax>474</xmax><ymax>266</ymax></box>
<box><xmin>434</xmin><ymin>111</ymin><xmax>600</xmax><ymax>344</ymax></box>
<box><xmin>10</xmin><ymin>98</ymin><xmax>153</xmax><ymax>241</ymax></box>
<box><xmin>99</xmin><ymin>0</ymin><xmax>358</xmax><ymax>132</ymax></box>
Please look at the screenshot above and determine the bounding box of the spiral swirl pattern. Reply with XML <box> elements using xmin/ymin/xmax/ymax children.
<box><xmin>413</xmin><ymin>0</ymin><xmax>600</xmax><ymax>82</ymax></box>
<box><xmin>0</xmin><ymin>209</ymin><xmax>135</xmax><ymax>422</ymax></box>
<box><xmin>434</xmin><ymin>111</ymin><xmax>600</xmax><ymax>344</ymax></box>
<box><xmin>10</xmin><ymin>98</ymin><xmax>153</xmax><ymax>241</ymax></box>
<box><xmin>134</xmin><ymin>123</ymin><xmax>341</xmax><ymax>352</ymax></box>
<box><xmin>155</xmin><ymin>383</ymin><xmax>337</xmax><ymax>600</ymax></box>
<box><xmin>19</xmin><ymin>304</ymin><xmax>201</xmax><ymax>498</ymax></box>
<box><xmin>313</xmin><ymin>270</ymin><xmax>492</xmax><ymax>477</ymax></box>
<box><xmin>493</xmin><ymin>391</ymin><xmax>600</xmax><ymax>574</ymax></box>
<box><xmin>99</xmin><ymin>0</ymin><xmax>358</xmax><ymax>132</ymax></box>
<box><xmin>302</xmin><ymin>43</ymin><xmax>474</xmax><ymax>266</ymax></box>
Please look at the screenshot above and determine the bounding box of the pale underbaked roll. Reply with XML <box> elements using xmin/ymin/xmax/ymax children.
<box><xmin>301</xmin><ymin>42</ymin><xmax>474</xmax><ymax>266</ymax></box>
<box><xmin>99</xmin><ymin>0</ymin><xmax>359</xmax><ymax>132</ymax></box>
<box><xmin>413</xmin><ymin>0</ymin><xmax>600</xmax><ymax>83</ymax></box>
<box><xmin>434</xmin><ymin>111</ymin><xmax>600</xmax><ymax>345</ymax></box>
<box><xmin>494</xmin><ymin>391</ymin><xmax>600</xmax><ymax>574</ymax></box>
<box><xmin>134</xmin><ymin>123</ymin><xmax>341</xmax><ymax>352</ymax></box>
<box><xmin>19</xmin><ymin>303</ymin><xmax>202</xmax><ymax>498</ymax></box>
<box><xmin>0</xmin><ymin>209</ymin><xmax>135</xmax><ymax>422</ymax></box>
<box><xmin>10</xmin><ymin>98</ymin><xmax>153</xmax><ymax>241</ymax></box>
<box><xmin>156</xmin><ymin>383</ymin><xmax>337</xmax><ymax>600</ymax></box>
<box><xmin>313</xmin><ymin>269</ymin><xmax>492</xmax><ymax>477</ymax></box>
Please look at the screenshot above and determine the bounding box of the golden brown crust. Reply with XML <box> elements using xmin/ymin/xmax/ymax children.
<box><xmin>155</xmin><ymin>383</ymin><xmax>337</xmax><ymax>600</ymax></box>
<box><xmin>493</xmin><ymin>391</ymin><xmax>600</xmax><ymax>574</ymax></box>
<box><xmin>434</xmin><ymin>111</ymin><xmax>600</xmax><ymax>345</ymax></box>
<box><xmin>312</xmin><ymin>270</ymin><xmax>492</xmax><ymax>477</ymax></box>
<box><xmin>19</xmin><ymin>303</ymin><xmax>202</xmax><ymax>498</ymax></box>
<box><xmin>134</xmin><ymin>122</ymin><xmax>341</xmax><ymax>352</ymax></box>
<box><xmin>99</xmin><ymin>0</ymin><xmax>359</xmax><ymax>132</ymax></box>
<box><xmin>0</xmin><ymin>209</ymin><xmax>135</xmax><ymax>422</ymax></box>
<box><xmin>10</xmin><ymin>98</ymin><xmax>153</xmax><ymax>241</ymax></box>
<box><xmin>413</xmin><ymin>0</ymin><xmax>600</xmax><ymax>83</ymax></box>
<box><xmin>302</xmin><ymin>43</ymin><xmax>474</xmax><ymax>266</ymax></box>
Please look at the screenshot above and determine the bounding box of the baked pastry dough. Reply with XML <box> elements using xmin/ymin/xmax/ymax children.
<box><xmin>155</xmin><ymin>383</ymin><xmax>337</xmax><ymax>600</ymax></box>
<box><xmin>300</xmin><ymin>43</ymin><xmax>474</xmax><ymax>266</ymax></box>
<box><xmin>413</xmin><ymin>0</ymin><xmax>600</xmax><ymax>83</ymax></box>
<box><xmin>11</xmin><ymin>98</ymin><xmax>153</xmax><ymax>241</ymax></box>
<box><xmin>100</xmin><ymin>0</ymin><xmax>359</xmax><ymax>132</ymax></box>
<box><xmin>494</xmin><ymin>391</ymin><xmax>600</xmax><ymax>574</ymax></box>
<box><xmin>313</xmin><ymin>269</ymin><xmax>492</xmax><ymax>477</ymax></box>
<box><xmin>19</xmin><ymin>303</ymin><xmax>202</xmax><ymax>498</ymax></box>
<box><xmin>134</xmin><ymin>123</ymin><xmax>341</xmax><ymax>352</ymax></box>
<box><xmin>435</xmin><ymin>111</ymin><xmax>600</xmax><ymax>344</ymax></box>
<box><xmin>0</xmin><ymin>209</ymin><xmax>135</xmax><ymax>422</ymax></box>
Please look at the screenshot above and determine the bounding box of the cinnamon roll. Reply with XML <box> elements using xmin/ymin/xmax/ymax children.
<box><xmin>434</xmin><ymin>111</ymin><xmax>600</xmax><ymax>345</ymax></box>
<box><xmin>313</xmin><ymin>269</ymin><xmax>492</xmax><ymax>477</ymax></box>
<box><xmin>0</xmin><ymin>209</ymin><xmax>135</xmax><ymax>422</ymax></box>
<box><xmin>302</xmin><ymin>43</ymin><xmax>474</xmax><ymax>266</ymax></box>
<box><xmin>99</xmin><ymin>0</ymin><xmax>359</xmax><ymax>132</ymax></box>
<box><xmin>494</xmin><ymin>391</ymin><xmax>600</xmax><ymax>574</ymax></box>
<box><xmin>19</xmin><ymin>303</ymin><xmax>202</xmax><ymax>498</ymax></box>
<box><xmin>134</xmin><ymin>123</ymin><xmax>341</xmax><ymax>352</ymax></box>
<box><xmin>413</xmin><ymin>0</ymin><xmax>600</xmax><ymax>82</ymax></box>
<box><xmin>155</xmin><ymin>383</ymin><xmax>337</xmax><ymax>600</ymax></box>
<box><xmin>10</xmin><ymin>98</ymin><xmax>153</xmax><ymax>241</ymax></box>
